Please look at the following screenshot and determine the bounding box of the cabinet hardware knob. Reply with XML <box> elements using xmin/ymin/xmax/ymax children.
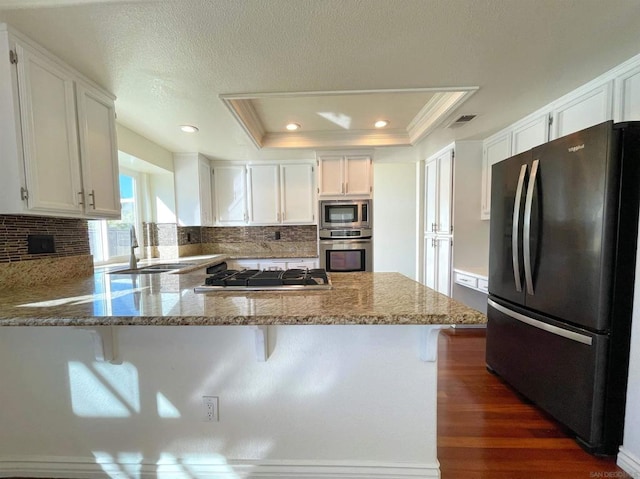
<box><xmin>20</xmin><ymin>187</ymin><xmax>28</xmax><ymax>202</ymax></box>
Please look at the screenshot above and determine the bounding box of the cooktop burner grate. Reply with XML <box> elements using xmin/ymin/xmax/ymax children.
<box><xmin>195</xmin><ymin>268</ymin><xmax>332</xmax><ymax>292</ymax></box>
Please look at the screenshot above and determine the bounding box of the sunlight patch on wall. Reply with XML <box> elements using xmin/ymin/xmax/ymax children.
<box><xmin>156</xmin><ymin>392</ymin><xmax>181</xmax><ymax>418</ymax></box>
<box><xmin>94</xmin><ymin>451</ymin><xmax>143</xmax><ymax>479</ymax></box>
<box><xmin>68</xmin><ymin>361</ymin><xmax>140</xmax><ymax>417</ymax></box>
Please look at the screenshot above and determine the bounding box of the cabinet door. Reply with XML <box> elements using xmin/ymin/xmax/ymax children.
<box><xmin>424</xmin><ymin>160</ymin><xmax>438</xmax><ymax>234</ymax></box>
<box><xmin>424</xmin><ymin>236</ymin><xmax>436</xmax><ymax>290</ymax></box>
<box><xmin>281</xmin><ymin>163</ymin><xmax>315</xmax><ymax>224</ymax></box>
<box><xmin>512</xmin><ymin>114</ymin><xmax>549</xmax><ymax>155</ymax></box>
<box><xmin>436</xmin><ymin>151</ymin><xmax>453</xmax><ymax>235</ymax></box>
<box><xmin>344</xmin><ymin>156</ymin><xmax>371</xmax><ymax>195</ymax></box>
<box><xmin>318</xmin><ymin>156</ymin><xmax>344</xmax><ymax>196</ymax></box>
<box><xmin>435</xmin><ymin>236</ymin><xmax>452</xmax><ymax>296</ymax></box>
<box><xmin>213</xmin><ymin>166</ymin><xmax>247</xmax><ymax>224</ymax></box>
<box><xmin>76</xmin><ymin>83</ymin><xmax>120</xmax><ymax>218</ymax></box>
<box><xmin>16</xmin><ymin>43</ymin><xmax>82</xmax><ymax>215</ymax></box>
<box><xmin>198</xmin><ymin>159</ymin><xmax>213</xmax><ymax>226</ymax></box>
<box><xmin>248</xmin><ymin>164</ymin><xmax>280</xmax><ymax>224</ymax></box>
<box><xmin>616</xmin><ymin>64</ymin><xmax>640</xmax><ymax>121</ymax></box>
<box><xmin>552</xmin><ymin>82</ymin><xmax>613</xmax><ymax>139</ymax></box>
<box><xmin>480</xmin><ymin>132</ymin><xmax>512</xmax><ymax>220</ymax></box>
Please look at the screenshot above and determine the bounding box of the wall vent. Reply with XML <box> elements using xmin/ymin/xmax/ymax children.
<box><xmin>447</xmin><ymin>114</ymin><xmax>477</xmax><ymax>128</ymax></box>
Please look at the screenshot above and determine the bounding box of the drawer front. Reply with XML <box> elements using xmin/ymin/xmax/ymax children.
<box><xmin>477</xmin><ymin>278</ymin><xmax>489</xmax><ymax>293</ymax></box>
<box><xmin>454</xmin><ymin>272</ymin><xmax>478</xmax><ymax>289</ymax></box>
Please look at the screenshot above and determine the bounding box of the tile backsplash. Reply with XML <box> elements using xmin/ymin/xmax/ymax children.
<box><xmin>143</xmin><ymin>223</ymin><xmax>318</xmax><ymax>258</ymax></box>
<box><xmin>0</xmin><ymin>215</ymin><xmax>90</xmax><ymax>263</ymax></box>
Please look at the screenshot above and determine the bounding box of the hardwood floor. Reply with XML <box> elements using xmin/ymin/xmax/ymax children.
<box><xmin>437</xmin><ymin>328</ymin><xmax>631</xmax><ymax>479</ymax></box>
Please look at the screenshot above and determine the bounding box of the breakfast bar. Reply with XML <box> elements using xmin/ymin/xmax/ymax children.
<box><xmin>0</xmin><ymin>266</ymin><xmax>485</xmax><ymax>478</ymax></box>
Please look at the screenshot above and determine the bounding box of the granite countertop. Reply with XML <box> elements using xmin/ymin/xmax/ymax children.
<box><xmin>0</xmin><ymin>267</ymin><xmax>486</xmax><ymax>327</ymax></box>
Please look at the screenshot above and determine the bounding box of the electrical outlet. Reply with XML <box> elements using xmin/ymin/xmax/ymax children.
<box><xmin>202</xmin><ymin>396</ymin><xmax>219</xmax><ymax>422</ymax></box>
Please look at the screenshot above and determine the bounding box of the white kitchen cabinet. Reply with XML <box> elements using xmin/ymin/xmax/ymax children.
<box><xmin>212</xmin><ymin>165</ymin><xmax>247</xmax><ymax>225</ymax></box>
<box><xmin>454</xmin><ymin>269</ymin><xmax>488</xmax><ymax>294</ymax></box>
<box><xmin>0</xmin><ymin>25</ymin><xmax>119</xmax><ymax>219</ymax></box>
<box><xmin>76</xmin><ymin>82</ymin><xmax>120</xmax><ymax>218</ymax></box>
<box><xmin>247</xmin><ymin>164</ymin><xmax>280</xmax><ymax>224</ymax></box>
<box><xmin>615</xmin><ymin>63</ymin><xmax>640</xmax><ymax>121</ymax></box>
<box><xmin>318</xmin><ymin>154</ymin><xmax>372</xmax><ymax>198</ymax></box>
<box><xmin>423</xmin><ymin>236</ymin><xmax>451</xmax><ymax>296</ymax></box>
<box><xmin>424</xmin><ymin>149</ymin><xmax>453</xmax><ymax>235</ymax></box>
<box><xmin>551</xmin><ymin>82</ymin><xmax>613</xmax><ymax>139</ymax></box>
<box><xmin>174</xmin><ymin>153</ymin><xmax>213</xmax><ymax>226</ymax></box>
<box><xmin>480</xmin><ymin>131</ymin><xmax>512</xmax><ymax>220</ymax></box>
<box><xmin>512</xmin><ymin>113</ymin><xmax>550</xmax><ymax>155</ymax></box>
<box><xmin>280</xmin><ymin>163</ymin><xmax>315</xmax><ymax>224</ymax></box>
<box><xmin>247</xmin><ymin>163</ymin><xmax>315</xmax><ymax>225</ymax></box>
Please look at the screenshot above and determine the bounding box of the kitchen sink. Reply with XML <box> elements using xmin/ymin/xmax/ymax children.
<box><xmin>109</xmin><ymin>263</ymin><xmax>195</xmax><ymax>274</ymax></box>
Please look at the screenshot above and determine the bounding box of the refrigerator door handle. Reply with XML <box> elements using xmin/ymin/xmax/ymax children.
<box><xmin>488</xmin><ymin>299</ymin><xmax>593</xmax><ymax>345</ymax></box>
<box><xmin>523</xmin><ymin>159</ymin><xmax>539</xmax><ymax>295</ymax></box>
<box><xmin>512</xmin><ymin>164</ymin><xmax>528</xmax><ymax>292</ymax></box>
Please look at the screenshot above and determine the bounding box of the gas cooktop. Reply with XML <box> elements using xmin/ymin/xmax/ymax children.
<box><xmin>194</xmin><ymin>268</ymin><xmax>332</xmax><ymax>293</ymax></box>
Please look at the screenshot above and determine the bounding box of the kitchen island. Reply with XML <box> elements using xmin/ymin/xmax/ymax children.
<box><xmin>0</xmin><ymin>268</ymin><xmax>485</xmax><ymax>479</ymax></box>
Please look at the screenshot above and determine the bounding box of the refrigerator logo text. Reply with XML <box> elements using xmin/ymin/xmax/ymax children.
<box><xmin>568</xmin><ymin>144</ymin><xmax>585</xmax><ymax>153</ymax></box>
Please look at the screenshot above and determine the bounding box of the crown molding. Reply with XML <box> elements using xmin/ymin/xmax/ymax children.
<box><xmin>220</xmin><ymin>87</ymin><xmax>478</xmax><ymax>150</ymax></box>
<box><xmin>407</xmin><ymin>88</ymin><xmax>478</xmax><ymax>144</ymax></box>
<box><xmin>262</xmin><ymin>129</ymin><xmax>410</xmax><ymax>149</ymax></box>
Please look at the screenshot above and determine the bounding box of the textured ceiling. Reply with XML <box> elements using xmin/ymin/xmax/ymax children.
<box><xmin>1</xmin><ymin>0</ymin><xmax>640</xmax><ymax>161</ymax></box>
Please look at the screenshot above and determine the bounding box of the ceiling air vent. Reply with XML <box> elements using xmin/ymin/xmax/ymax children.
<box><xmin>447</xmin><ymin>114</ymin><xmax>477</xmax><ymax>128</ymax></box>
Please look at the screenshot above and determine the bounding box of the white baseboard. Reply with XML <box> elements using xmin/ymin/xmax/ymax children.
<box><xmin>618</xmin><ymin>447</ymin><xmax>640</xmax><ymax>478</ymax></box>
<box><xmin>0</xmin><ymin>456</ymin><xmax>441</xmax><ymax>479</ymax></box>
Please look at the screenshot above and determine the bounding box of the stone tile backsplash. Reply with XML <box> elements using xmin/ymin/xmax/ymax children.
<box><xmin>0</xmin><ymin>215</ymin><xmax>90</xmax><ymax>263</ymax></box>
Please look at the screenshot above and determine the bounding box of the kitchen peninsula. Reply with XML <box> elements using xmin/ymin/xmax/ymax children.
<box><xmin>0</xmin><ymin>262</ymin><xmax>485</xmax><ymax>479</ymax></box>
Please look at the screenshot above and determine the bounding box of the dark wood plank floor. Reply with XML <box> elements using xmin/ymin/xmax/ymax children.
<box><xmin>437</xmin><ymin>328</ymin><xmax>631</xmax><ymax>479</ymax></box>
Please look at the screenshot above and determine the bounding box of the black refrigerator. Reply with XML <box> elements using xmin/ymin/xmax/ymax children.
<box><xmin>486</xmin><ymin>120</ymin><xmax>640</xmax><ymax>454</ymax></box>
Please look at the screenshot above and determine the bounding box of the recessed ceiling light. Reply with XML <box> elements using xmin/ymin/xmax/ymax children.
<box><xmin>286</xmin><ymin>123</ymin><xmax>301</xmax><ymax>131</ymax></box>
<box><xmin>374</xmin><ymin>120</ymin><xmax>389</xmax><ymax>128</ymax></box>
<box><xmin>180</xmin><ymin>125</ymin><xmax>199</xmax><ymax>133</ymax></box>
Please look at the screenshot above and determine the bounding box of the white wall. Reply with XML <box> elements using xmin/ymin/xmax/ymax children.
<box><xmin>373</xmin><ymin>161</ymin><xmax>418</xmax><ymax>279</ymax></box>
<box><xmin>0</xmin><ymin>325</ymin><xmax>439</xmax><ymax>477</ymax></box>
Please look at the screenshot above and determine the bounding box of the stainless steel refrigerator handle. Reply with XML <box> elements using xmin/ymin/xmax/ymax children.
<box><xmin>512</xmin><ymin>164</ymin><xmax>528</xmax><ymax>292</ymax></box>
<box><xmin>523</xmin><ymin>159</ymin><xmax>539</xmax><ymax>295</ymax></box>
<box><xmin>488</xmin><ymin>299</ymin><xmax>592</xmax><ymax>345</ymax></box>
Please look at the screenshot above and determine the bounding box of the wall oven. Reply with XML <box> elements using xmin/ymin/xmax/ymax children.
<box><xmin>319</xmin><ymin>228</ymin><xmax>373</xmax><ymax>272</ymax></box>
<box><xmin>320</xmin><ymin>200</ymin><xmax>371</xmax><ymax>230</ymax></box>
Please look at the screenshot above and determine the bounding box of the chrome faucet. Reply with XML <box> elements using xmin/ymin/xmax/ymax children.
<box><xmin>129</xmin><ymin>225</ymin><xmax>139</xmax><ymax>270</ymax></box>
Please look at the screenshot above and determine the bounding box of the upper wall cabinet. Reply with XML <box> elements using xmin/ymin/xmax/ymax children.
<box><xmin>512</xmin><ymin>114</ymin><xmax>549</xmax><ymax>155</ymax></box>
<box><xmin>174</xmin><ymin>153</ymin><xmax>213</xmax><ymax>226</ymax></box>
<box><xmin>615</xmin><ymin>63</ymin><xmax>640</xmax><ymax>121</ymax></box>
<box><xmin>318</xmin><ymin>154</ymin><xmax>372</xmax><ymax>198</ymax></box>
<box><xmin>551</xmin><ymin>82</ymin><xmax>613</xmax><ymax>139</ymax></box>
<box><xmin>0</xmin><ymin>25</ymin><xmax>120</xmax><ymax>219</ymax></box>
<box><xmin>480</xmin><ymin>132</ymin><xmax>511</xmax><ymax>220</ymax></box>
<box><xmin>212</xmin><ymin>165</ymin><xmax>247</xmax><ymax>225</ymax></box>
<box><xmin>247</xmin><ymin>163</ymin><xmax>315</xmax><ymax>225</ymax></box>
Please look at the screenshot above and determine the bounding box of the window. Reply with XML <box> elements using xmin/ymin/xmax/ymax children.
<box><xmin>89</xmin><ymin>169</ymin><xmax>142</xmax><ymax>265</ymax></box>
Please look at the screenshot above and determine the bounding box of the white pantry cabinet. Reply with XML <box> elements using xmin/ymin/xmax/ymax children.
<box><xmin>247</xmin><ymin>163</ymin><xmax>315</xmax><ymax>225</ymax></box>
<box><xmin>0</xmin><ymin>24</ymin><xmax>119</xmax><ymax>219</ymax></box>
<box><xmin>174</xmin><ymin>153</ymin><xmax>213</xmax><ymax>226</ymax></box>
<box><xmin>424</xmin><ymin>149</ymin><xmax>453</xmax><ymax>235</ymax></box>
<box><xmin>212</xmin><ymin>165</ymin><xmax>248</xmax><ymax>225</ymax></box>
<box><xmin>317</xmin><ymin>154</ymin><xmax>372</xmax><ymax>198</ymax></box>
<box><xmin>423</xmin><ymin>236</ymin><xmax>452</xmax><ymax>296</ymax></box>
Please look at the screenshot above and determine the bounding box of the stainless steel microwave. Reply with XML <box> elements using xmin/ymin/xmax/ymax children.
<box><xmin>319</xmin><ymin>200</ymin><xmax>371</xmax><ymax>230</ymax></box>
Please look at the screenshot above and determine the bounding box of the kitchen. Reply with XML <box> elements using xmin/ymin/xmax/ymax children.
<box><xmin>1</xmin><ymin>0</ymin><xmax>640</xmax><ymax>478</ymax></box>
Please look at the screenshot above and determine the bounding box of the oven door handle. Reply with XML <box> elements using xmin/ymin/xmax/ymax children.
<box><xmin>320</xmin><ymin>239</ymin><xmax>372</xmax><ymax>244</ymax></box>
